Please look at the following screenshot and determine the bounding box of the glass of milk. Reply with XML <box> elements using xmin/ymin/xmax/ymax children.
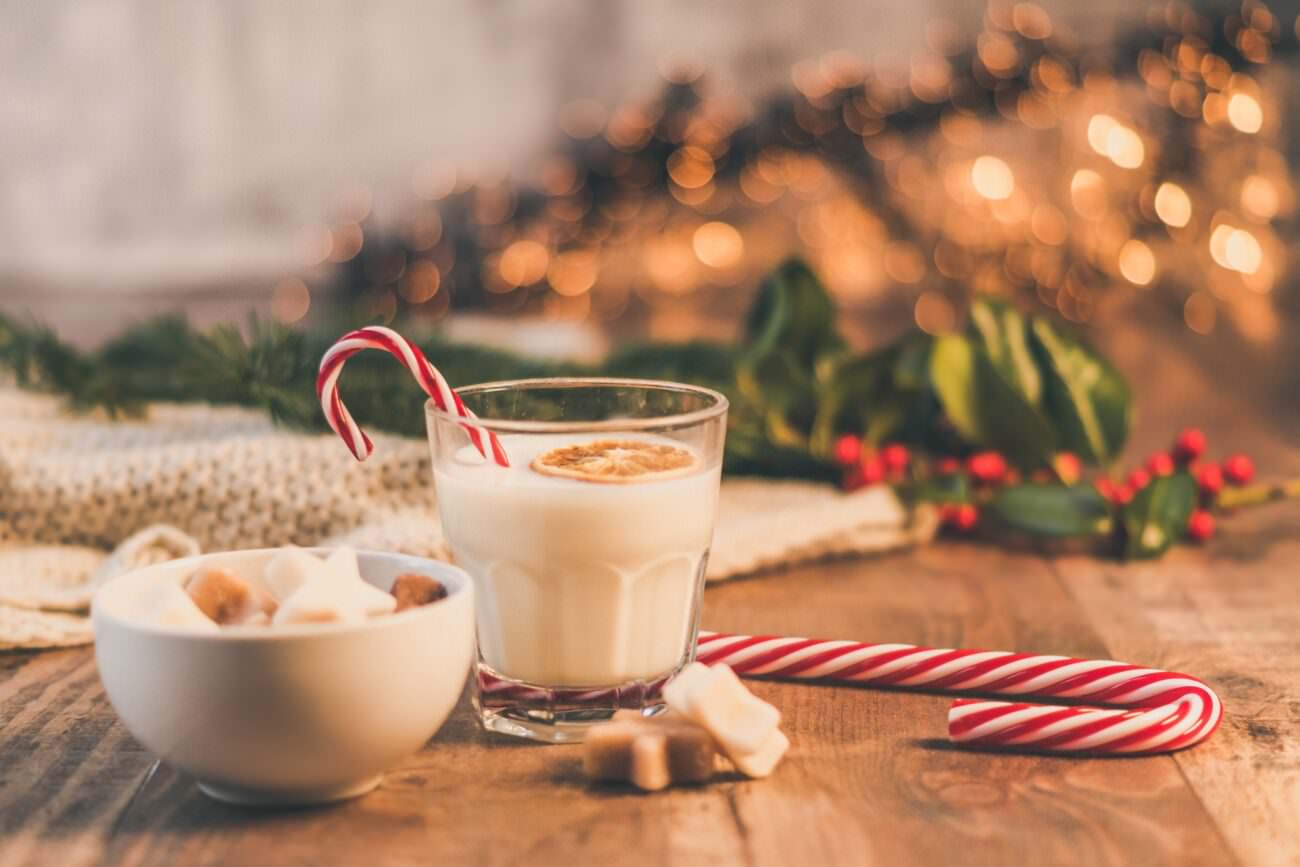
<box><xmin>426</xmin><ymin>378</ymin><xmax>727</xmax><ymax>742</ymax></box>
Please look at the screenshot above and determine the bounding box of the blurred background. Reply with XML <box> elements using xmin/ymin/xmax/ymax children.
<box><xmin>2</xmin><ymin>0</ymin><xmax>1298</xmax><ymax>402</ymax></box>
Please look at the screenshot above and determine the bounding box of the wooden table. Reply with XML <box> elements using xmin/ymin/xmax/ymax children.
<box><xmin>3</xmin><ymin>315</ymin><xmax>1298</xmax><ymax>867</ymax></box>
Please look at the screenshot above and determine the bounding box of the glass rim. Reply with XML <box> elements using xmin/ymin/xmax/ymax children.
<box><xmin>424</xmin><ymin>376</ymin><xmax>729</xmax><ymax>434</ymax></box>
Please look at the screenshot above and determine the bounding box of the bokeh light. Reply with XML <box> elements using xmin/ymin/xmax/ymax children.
<box><xmin>1118</xmin><ymin>240</ymin><xmax>1156</xmax><ymax>286</ymax></box>
<box><xmin>1227</xmin><ymin>93</ymin><xmax>1263</xmax><ymax>134</ymax></box>
<box><xmin>692</xmin><ymin>222</ymin><xmax>744</xmax><ymax>269</ymax></box>
<box><xmin>1154</xmin><ymin>183</ymin><xmax>1192</xmax><ymax>227</ymax></box>
<box><xmin>971</xmin><ymin>156</ymin><xmax>1014</xmax><ymax>200</ymax></box>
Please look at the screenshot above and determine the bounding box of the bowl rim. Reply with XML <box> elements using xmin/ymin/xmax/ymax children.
<box><xmin>92</xmin><ymin>547</ymin><xmax>472</xmax><ymax>643</ymax></box>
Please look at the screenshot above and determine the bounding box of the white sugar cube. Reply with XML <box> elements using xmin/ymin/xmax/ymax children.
<box><xmin>340</xmin><ymin>580</ymin><xmax>398</xmax><ymax>617</ymax></box>
<box><xmin>662</xmin><ymin>662</ymin><xmax>713</xmax><ymax>712</ymax></box>
<box><xmin>134</xmin><ymin>582</ymin><xmax>220</xmax><ymax>634</ymax></box>
<box><xmin>322</xmin><ymin>548</ymin><xmax>396</xmax><ymax>616</ymax></box>
<box><xmin>265</xmin><ymin>547</ymin><xmax>396</xmax><ymax>622</ymax></box>
<box><xmin>729</xmin><ymin>728</ymin><xmax>789</xmax><ymax>779</ymax></box>
<box><xmin>665</xmin><ymin>663</ymin><xmax>781</xmax><ymax>757</ymax></box>
<box><xmin>271</xmin><ymin>577</ymin><xmax>367</xmax><ymax>626</ymax></box>
<box><xmin>264</xmin><ymin>548</ymin><xmax>326</xmax><ymax>601</ymax></box>
<box><xmin>322</xmin><ymin>547</ymin><xmax>363</xmax><ymax>583</ymax></box>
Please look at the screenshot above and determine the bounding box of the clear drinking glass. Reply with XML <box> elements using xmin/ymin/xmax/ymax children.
<box><xmin>426</xmin><ymin>378</ymin><xmax>727</xmax><ymax>742</ymax></box>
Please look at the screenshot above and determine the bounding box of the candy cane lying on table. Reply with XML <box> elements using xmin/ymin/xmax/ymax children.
<box><xmin>696</xmin><ymin>631</ymin><xmax>1222</xmax><ymax>755</ymax></box>
<box><xmin>317</xmin><ymin>326</ymin><xmax>509</xmax><ymax>466</ymax></box>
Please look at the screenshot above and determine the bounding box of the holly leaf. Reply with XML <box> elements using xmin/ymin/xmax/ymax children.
<box><xmin>988</xmin><ymin>483</ymin><xmax>1113</xmax><ymax>538</ymax></box>
<box><xmin>743</xmin><ymin>257</ymin><xmax>842</xmax><ymax>369</ymax></box>
<box><xmin>1031</xmin><ymin>319</ymin><xmax>1130</xmax><ymax>466</ymax></box>
<box><xmin>737</xmin><ymin>349</ymin><xmax>820</xmax><ymax>448</ymax></box>
<box><xmin>929</xmin><ymin>334</ymin><xmax>1056</xmax><ymax>470</ymax></box>
<box><xmin>807</xmin><ymin>347</ymin><xmax>897</xmax><ymax>455</ymax></box>
<box><xmin>968</xmin><ymin>299</ymin><xmax>1041</xmax><ymax>406</ymax></box>
<box><xmin>897</xmin><ymin>471</ymin><xmax>970</xmax><ymax>508</ymax></box>
<box><xmin>1123</xmin><ymin>471</ymin><xmax>1196</xmax><ymax>559</ymax></box>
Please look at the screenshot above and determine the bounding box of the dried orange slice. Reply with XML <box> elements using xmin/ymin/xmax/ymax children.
<box><xmin>531</xmin><ymin>439</ymin><xmax>697</xmax><ymax>484</ymax></box>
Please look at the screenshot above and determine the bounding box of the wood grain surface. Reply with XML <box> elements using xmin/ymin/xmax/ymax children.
<box><xmin>2</xmin><ymin>312</ymin><xmax>1297</xmax><ymax>867</ymax></box>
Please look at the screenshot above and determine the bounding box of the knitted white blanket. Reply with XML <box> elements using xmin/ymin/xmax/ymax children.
<box><xmin>0</xmin><ymin>388</ymin><xmax>934</xmax><ymax>649</ymax></box>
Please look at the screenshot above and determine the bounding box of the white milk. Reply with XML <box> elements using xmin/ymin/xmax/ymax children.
<box><xmin>434</xmin><ymin>434</ymin><xmax>720</xmax><ymax>687</ymax></box>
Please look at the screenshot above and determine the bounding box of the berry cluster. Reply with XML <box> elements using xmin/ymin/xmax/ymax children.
<box><xmin>833</xmin><ymin>427</ymin><xmax>1260</xmax><ymax>546</ymax></box>
<box><xmin>833</xmin><ymin>435</ymin><xmax>1027</xmax><ymax>535</ymax></box>
<box><xmin>1092</xmin><ymin>428</ymin><xmax>1253</xmax><ymax>543</ymax></box>
<box><xmin>835</xmin><ymin>435</ymin><xmax>912</xmax><ymax>490</ymax></box>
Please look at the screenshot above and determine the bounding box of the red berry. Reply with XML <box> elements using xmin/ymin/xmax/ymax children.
<box><xmin>967</xmin><ymin>451</ymin><xmax>1008</xmax><ymax>485</ymax></box>
<box><xmin>1146</xmin><ymin>452</ymin><xmax>1175</xmax><ymax>478</ymax></box>
<box><xmin>833</xmin><ymin>434</ymin><xmax>862</xmax><ymax>467</ymax></box>
<box><xmin>1196</xmin><ymin>462</ymin><xmax>1224</xmax><ymax>496</ymax></box>
<box><xmin>1173</xmin><ymin>428</ymin><xmax>1206</xmax><ymax>464</ymax></box>
<box><xmin>1222</xmin><ymin>454</ymin><xmax>1254</xmax><ymax>486</ymax></box>
<box><xmin>935</xmin><ymin>456</ymin><xmax>961</xmax><ymax>475</ymax></box>
<box><xmin>1114</xmin><ymin>484</ymin><xmax>1135</xmax><ymax>505</ymax></box>
<box><xmin>1127</xmin><ymin>468</ymin><xmax>1151</xmax><ymax>490</ymax></box>
<box><xmin>1053</xmin><ymin>452</ymin><xmax>1082</xmax><ymax>484</ymax></box>
<box><xmin>952</xmin><ymin>503</ymin><xmax>979</xmax><ymax>532</ymax></box>
<box><xmin>860</xmin><ymin>453</ymin><xmax>886</xmax><ymax>485</ymax></box>
<box><xmin>881</xmin><ymin>443</ymin><xmax>910</xmax><ymax>473</ymax></box>
<box><xmin>1187</xmin><ymin>509</ymin><xmax>1215</xmax><ymax>542</ymax></box>
<box><xmin>842</xmin><ymin>467</ymin><xmax>866</xmax><ymax>491</ymax></box>
<box><xmin>1094</xmin><ymin>476</ymin><xmax>1117</xmax><ymax>501</ymax></box>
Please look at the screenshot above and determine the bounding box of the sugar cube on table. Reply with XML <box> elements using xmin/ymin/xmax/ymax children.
<box><xmin>391</xmin><ymin>573</ymin><xmax>448</xmax><ymax>611</ymax></box>
<box><xmin>664</xmin><ymin>662</ymin><xmax>789</xmax><ymax>779</ymax></box>
<box><xmin>728</xmin><ymin>727</ymin><xmax>789</xmax><ymax>779</ymax></box>
<box><xmin>664</xmin><ymin>662</ymin><xmax>781</xmax><ymax>756</ymax></box>
<box><xmin>133</xmin><ymin>582</ymin><xmax>220</xmax><ymax>634</ymax></box>
<box><xmin>583</xmin><ymin>712</ymin><xmax>717</xmax><ymax>791</ymax></box>
<box><xmin>184</xmin><ymin>567</ymin><xmax>276</xmax><ymax>625</ymax></box>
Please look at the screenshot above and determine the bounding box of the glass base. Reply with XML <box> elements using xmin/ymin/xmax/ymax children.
<box><xmin>473</xmin><ymin>665</ymin><xmax>674</xmax><ymax>744</ymax></box>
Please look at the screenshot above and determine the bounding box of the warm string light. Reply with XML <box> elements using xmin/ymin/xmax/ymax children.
<box><xmin>292</xmin><ymin>1</ymin><xmax>1297</xmax><ymax>340</ymax></box>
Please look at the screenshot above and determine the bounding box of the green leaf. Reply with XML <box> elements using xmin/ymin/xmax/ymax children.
<box><xmin>737</xmin><ymin>350</ymin><xmax>819</xmax><ymax>447</ymax></box>
<box><xmin>1031</xmin><ymin>319</ymin><xmax>1130</xmax><ymax>466</ymax></box>
<box><xmin>743</xmin><ymin>258</ymin><xmax>842</xmax><ymax>369</ymax></box>
<box><xmin>929</xmin><ymin>334</ymin><xmax>1056</xmax><ymax>470</ymax></box>
<box><xmin>1123</xmin><ymin>472</ymin><xmax>1196</xmax><ymax>559</ymax></box>
<box><xmin>968</xmin><ymin>300</ymin><xmax>1041</xmax><ymax>406</ymax></box>
<box><xmin>897</xmin><ymin>472</ymin><xmax>970</xmax><ymax>508</ymax></box>
<box><xmin>807</xmin><ymin>348</ymin><xmax>896</xmax><ymax>455</ymax></box>
<box><xmin>988</xmin><ymin>483</ymin><xmax>1113</xmax><ymax>538</ymax></box>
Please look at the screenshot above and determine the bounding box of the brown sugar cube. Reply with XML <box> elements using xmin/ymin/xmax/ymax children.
<box><xmin>630</xmin><ymin>734</ymin><xmax>671</xmax><ymax>792</ymax></box>
<box><xmin>391</xmin><ymin>573</ymin><xmax>447</xmax><ymax>612</ymax></box>
<box><xmin>582</xmin><ymin>713</ymin><xmax>718</xmax><ymax>791</ymax></box>
<box><xmin>184</xmin><ymin>568</ymin><xmax>277</xmax><ymax>626</ymax></box>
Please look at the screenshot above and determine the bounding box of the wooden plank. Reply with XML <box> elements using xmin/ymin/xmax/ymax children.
<box><xmin>0</xmin><ymin>649</ymin><xmax>156</xmax><ymax>867</ymax></box>
<box><xmin>1057</xmin><ymin>308</ymin><xmax>1300</xmax><ymax>867</ymax></box>
<box><xmin>1054</xmin><ymin>533</ymin><xmax>1300</xmax><ymax>867</ymax></box>
<box><xmin>96</xmin><ymin>546</ymin><xmax>1233</xmax><ymax>867</ymax></box>
<box><xmin>1055</xmin><ymin>293</ymin><xmax>1300</xmax><ymax>867</ymax></box>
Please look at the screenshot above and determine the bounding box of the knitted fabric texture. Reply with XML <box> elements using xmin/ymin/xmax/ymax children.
<box><xmin>0</xmin><ymin>388</ymin><xmax>934</xmax><ymax>649</ymax></box>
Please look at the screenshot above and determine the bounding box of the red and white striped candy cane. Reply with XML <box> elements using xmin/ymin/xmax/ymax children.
<box><xmin>696</xmin><ymin>631</ymin><xmax>1222</xmax><ymax>755</ymax></box>
<box><xmin>317</xmin><ymin>326</ymin><xmax>509</xmax><ymax>466</ymax></box>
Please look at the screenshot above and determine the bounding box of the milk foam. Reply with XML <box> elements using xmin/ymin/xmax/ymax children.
<box><xmin>434</xmin><ymin>433</ymin><xmax>719</xmax><ymax>687</ymax></box>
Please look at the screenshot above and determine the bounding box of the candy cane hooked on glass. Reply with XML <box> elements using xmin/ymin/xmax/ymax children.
<box><xmin>696</xmin><ymin>631</ymin><xmax>1222</xmax><ymax>755</ymax></box>
<box><xmin>317</xmin><ymin>326</ymin><xmax>509</xmax><ymax>466</ymax></box>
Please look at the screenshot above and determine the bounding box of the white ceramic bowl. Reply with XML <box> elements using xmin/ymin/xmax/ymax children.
<box><xmin>92</xmin><ymin>548</ymin><xmax>474</xmax><ymax>807</ymax></box>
